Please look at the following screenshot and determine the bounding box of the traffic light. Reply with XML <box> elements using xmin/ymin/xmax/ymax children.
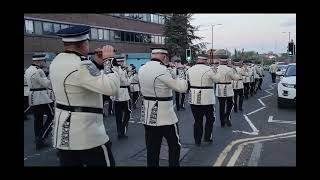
<box><xmin>288</xmin><ymin>42</ymin><xmax>294</xmax><ymax>56</ymax></box>
<box><xmin>186</xmin><ymin>49</ymin><xmax>192</xmax><ymax>62</ymax></box>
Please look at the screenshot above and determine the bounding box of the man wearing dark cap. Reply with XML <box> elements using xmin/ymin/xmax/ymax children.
<box><xmin>187</xmin><ymin>55</ymin><xmax>220</xmax><ymax>146</ymax></box>
<box><xmin>139</xmin><ymin>47</ymin><xmax>188</xmax><ymax>166</ymax></box>
<box><xmin>50</xmin><ymin>25</ymin><xmax>120</xmax><ymax>166</ymax></box>
<box><xmin>111</xmin><ymin>56</ymin><xmax>131</xmax><ymax>139</ymax></box>
<box><xmin>215</xmin><ymin>58</ymin><xmax>241</xmax><ymax>127</ymax></box>
<box><xmin>172</xmin><ymin>56</ymin><xmax>187</xmax><ymax>111</ymax></box>
<box><xmin>232</xmin><ymin>59</ymin><xmax>249</xmax><ymax>112</ymax></box>
<box><xmin>25</xmin><ymin>53</ymin><xmax>54</xmax><ymax>150</ymax></box>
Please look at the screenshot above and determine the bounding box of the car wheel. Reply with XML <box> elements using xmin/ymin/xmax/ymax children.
<box><xmin>277</xmin><ymin>98</ymin><xmax>285</xmax><ymax>108</ymax></box>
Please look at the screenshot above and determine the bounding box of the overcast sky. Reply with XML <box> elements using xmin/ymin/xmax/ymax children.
<box><xmin>190</xmin><ymin>14</ymin><xmax>296</xmax><ymax>54</ymax></box>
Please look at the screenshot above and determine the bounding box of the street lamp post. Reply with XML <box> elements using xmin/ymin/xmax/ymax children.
<box><xmin>211</xmin><ymin>24</ymin><xmax>222</xmax><ymax>63</ymax></box>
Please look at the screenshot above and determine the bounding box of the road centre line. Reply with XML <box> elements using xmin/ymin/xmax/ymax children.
<box><xmin>213</xmin><ymin>131</ymin><xmax>296</xmax><ymax>166</ymax></box>
<box><xmin>226</xmin><ymin>134</ymin><xmax>296</xmax><ymax>166</ymax></box>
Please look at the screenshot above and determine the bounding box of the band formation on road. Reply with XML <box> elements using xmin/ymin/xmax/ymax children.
<box><xmin>24</xmin><ymin>25</ymin><xmax>294</xmax><ymax>167</ymax></box>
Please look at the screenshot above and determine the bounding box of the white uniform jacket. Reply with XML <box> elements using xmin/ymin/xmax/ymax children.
<box><xmin>242</xmin><ymin>66</ymin><xmax>251</xmax><ymax>84</ymax></box>
<box><xmin>49</xmin><ymin>51</ymin><xmax>120</xmax><ymax>150</ymax></box>
<box><xmin>129</xmin><ymin>73</ymin><xmax>140</xmax><ymax>92</ymax></box>
<box><xmin>215</xmin><ymin>65</ymin><xmax>241</xmax><ymax>97</ymax></box>
<box><xmin>138</xmin><ymin>59</ymin><xmax>188</xmax><ymax>126</ymax></box>
<box><xmin>24</xmin><ymin>75</ymin><xmax>29</xmax><ymax>97</ymax></box>
<box><xmin>111</xmin><ymin>66</ymin><xmax>130</xmax><ymax>102</ymax></box>
<box><xmin>232</xmin><ymin>66</ymin><xmax>249</xmax><ymax>89</ymax></box>
<box><xmin>253</xmin><ymin>65</ymin><xmax>261</xmax><ymax>79</ymax></box>
<box><xmin>25</xmin><ymin>64</ymin><xmax>53</xmax><ymax>106</ymax></box>
<box><xmin>187</xmin><ymin>63</ymin><xmax>220</xmax><ymax>105</ymax></box>
<box><xmin>269</xmin><ymin>64</ymin><xmax>277</xmax><ymax>73</ymax></box>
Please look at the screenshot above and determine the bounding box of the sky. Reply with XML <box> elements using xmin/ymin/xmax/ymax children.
<box><xmin>190</xmin><ymin>14</ymin><xmax>296</xmax><ymax>54</ymax></box>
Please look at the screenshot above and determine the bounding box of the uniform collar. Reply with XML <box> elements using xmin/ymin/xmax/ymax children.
<box><xmin>64</xmin><ymin>50</ymin><xmax>88</xmax><ymax>61</ymax></box>
<box><xmin>151</xmin><ymin>58</ymin><xmax>165</xmax><ymax>66</ymax></box>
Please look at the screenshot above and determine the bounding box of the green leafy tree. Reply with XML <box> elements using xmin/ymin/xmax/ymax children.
<box><xmin>164</xmin><ymin>14</ymin><xmax>204</xmax><ymax>62</ymax></box>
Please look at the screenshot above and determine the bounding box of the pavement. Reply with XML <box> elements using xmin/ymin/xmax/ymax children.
<box><xmin>24</xmin><ymin>71</ymin><xmax>296</xmax><ymax>166</ymax></box>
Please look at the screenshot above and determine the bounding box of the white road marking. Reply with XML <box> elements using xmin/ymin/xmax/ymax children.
<box><xmin>246</xmin><ymin>107</ymin><xmax>266</xmax><ymax>116</ymax></box>
<box><xmin>268</xmin><ymin>116</ymin><xmax>296</xmax><ymax>125</ymax></box>
<box><xmin>24</xmin><ymin>148</ymin><xmax>54</xmax><ymax>161</ymax></box>
<box><xmin>226</xmin><ymin>134</ymin><xmax>296</xmax><ymax>166</ymax></box>
<box><xmin>247</xmin><ymin>143</ymin><xmax>263</xmax><ymax>166</ymax></box>
<box><xmin>258</xmin><ymin>99</ymin><xmax>265</xmax><ymax>107</ymax></box>
<box><xmin>232</xmin><ymin>115</ymin><xmax>259</xmax><ymax>135</ymax></box>
<box><xmin>213</xmin><ymin>131</ymin><xmax>296</xmax><ymax>166</ymax></box>
<box><xmin>233</xmin><ymin>83</ymin><xmax>275</xmax><ymax>135</ymax></box>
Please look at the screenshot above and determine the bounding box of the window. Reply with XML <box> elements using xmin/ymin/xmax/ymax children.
<box><xmin>154</xmin><ymin>35</ymin><xmax>159</xmax><ymax>44</ymax></box>
<box><xmin>133</xmin><ymin>13</ymin><xmax>139</xmax><ymax>19</ymax></box>
<box><xmin>142</xmin><ymin>34</ymin><xmax>151</xmax><ymax>43</ymax></box>
<box><xmin>43</xmin><ymin>22</ymin><xmax>54</xmax><ymax>35</ymax></box>
<box><xmin>110</xmin><ymin>30</ymin><xmax>114</xmax><ymax>41</ymax></box>
<box><xmin>91</xmin><ymin>28</ymin><xmax>98</xmax><ymax>39</ymax></box>
<box><xmin>160</xmin><ymin>15</ymin><xmax>165</xmax><ymax>24</ymax></box>
<box><xmin>284</xmin><ymin>65</ymin><xmax>296</xmax><ymax>77</ymax></box>
<box><xmin>146</xmin><ymin>14</ymin><xmax>151</xmax><ymax>22</ymax></box>
<box><xmin>135</xmin><ymin>33</ymin><xmax>142</xmax><ymax>42</ymax></box>
<box><xmin>126</xmin><ymin>32</ymin><xmax>133</xmax><ymax>42</ymax></box>
<box><xmin>142</xmin><ymin>14</ymin><xmax>147</xmax><ymax>21</ymax></box>
<box><xmin>25</xmin><ymin>20</ymin><xmax>34</xmax><ymax>34</ymax></box>
<box><xmin>138</xmin><ymin>14</ymin><xmax>144</xmax><ymax>20</ymax></box>
<box><xmin>152</xmin><ymin>14</ymin><xmax>159</xmax><ymax>23</ymax></box>
<box><xmin>53</xmin><ymin>23</ymin><xmax>61</xmax><ymax>33</ymax></box>
<box><xmin>34</xmin><ymin>21</ymin><xmax>43</xmax><ymax>35</ymax></box>
<box><xmin>98</xmin><ymin>29</ymin><xmax>103</xmax><ymax>40</ymax></box>
<box><xmin>158</xmin><ymin>36</ymin><xmax>162</xmax><ymax>44</ymax></box>
<box><xmin>162</xmin><ymin>36</ymin><xmax>166</xmax><ymax>44</ymax></box>
<box><xmin>151</xmin><ymin>35</ymin><xmax>155</xmax><ymax>44</ymax></box>
<box><xmin>61</xmin><ymin>24</ymin><xmax>69</xmax><ymax>30</ymax></box>
<box><xmin>103</xmin><ymin>29</ymin><xmax>109</xmax><ymax>40</ymax></box>
<box><xmin>124</xmin><ymin>13</ymin><xmax>130</xmax><ymax>17</ymax></box>
<box><xmin>158</xmin><ymin>15</ymin><xmax>163</xmax><ymax>24</ymax></box>
<box><xmin>121</xmin><ymin>31</ymin><xmax>125</xmax><ymax>41</ymax></box>
<box><xmin>114</xmin><ymin>31</ymin><xmax>121</xmax><ymax>41</ymax></box>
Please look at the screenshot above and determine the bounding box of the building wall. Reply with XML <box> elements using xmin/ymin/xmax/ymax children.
<box><xmin>24</xmin><ymin>14</ymin><xmax>164</xmax><ymax>34</ymax></box>
<box><xmin>24</xmin><ymin>14</ymin><xmax>165</xmax><ymax>67</ymax></box>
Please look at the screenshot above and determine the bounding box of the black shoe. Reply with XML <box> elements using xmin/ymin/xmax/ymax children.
<box><xmin>122</xmin><ymin>135</ymin><xmax>128</xmax><ymax>139</ymax></box>
<box><xmin>181</xmin><ymin>107</ymin><xmax>186</xmax><ymax>110</ymax></box>
<box><xmin>204</xmin><ymin>139</ymin><xmax>213</xmax><ymax>143</ymax></box>
<box><xmin>239</xmin><ymin>108</ymin><xmax>243</xmax><ymax>111</ymax></box>
<box><xmin>195</xmin><ymin>142</ymin><xmax>201</xmax><ymax>146</ymax></box>
<box><xmin>226</xmin><ymin>121</ymin><xmax>232</xmax><ymax>127</ymax></box>
<box><xmin>36</xmin><ymin>140</ymin><xmax>50</xmax><ymax>150</ymax></box>
<box><xmin>118</xmin><ymin>134</ymin><xmax>128</xmax><ymax>139</ymax></box>
<box><xmin>234</xmin><ymin>109</ymin><xmax>238</xmax><ymax>113</ymax></box>
<box><xmin>221</xmin><ymin>124</ymin><xmax>225</xmax><ymax>128</ymax></box>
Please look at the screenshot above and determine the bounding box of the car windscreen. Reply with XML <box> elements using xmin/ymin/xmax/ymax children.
<box><xmin>284</xmin><ymin>65</ymin><xmax>296</xmax><ymax>77</ymax></box>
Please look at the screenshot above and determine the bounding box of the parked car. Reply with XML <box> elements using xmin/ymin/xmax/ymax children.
<box><xmin>276</xmin><ymin>65</ymin><xmax>288</xmax><ymax>76</ymax></box>
<box><xmin>277</xmin><ymin>63</ymin><xmax>296</xmax><ymax>108</ymax></box>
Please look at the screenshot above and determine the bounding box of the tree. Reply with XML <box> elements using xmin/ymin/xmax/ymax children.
<box><xmin>164</xmin><ymin>14</ymin><xmax>204</xmax><ymax>62</ymax></box>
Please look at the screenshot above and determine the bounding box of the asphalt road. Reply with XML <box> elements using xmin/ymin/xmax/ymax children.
<box><xmin>24</xmin><ymin>71</ymin><xmax>296</xmax><ymax>166</ymax></box>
